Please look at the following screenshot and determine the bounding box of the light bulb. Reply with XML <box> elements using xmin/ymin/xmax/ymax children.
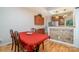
<box><xmin>55</xmin><ymin>16</ymin><xmax>59</xmax><ymax>19</ymax></box>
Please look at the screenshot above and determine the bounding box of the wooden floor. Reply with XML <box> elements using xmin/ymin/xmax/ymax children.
<box><xmin>0</xmin><ymin>40</ymin><xmax>79</xmax><ymax>52</ymax></box>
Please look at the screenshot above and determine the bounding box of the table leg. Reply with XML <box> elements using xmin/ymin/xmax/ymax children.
<box><xmin>33</xmin><ymin>45</ymin><xmax>39</xmax><ymax>52</ymax></box>
<box><xmin>36</xmin><ymin>45</ymin><xmax>40</xmax><ymax>52</ymax></box>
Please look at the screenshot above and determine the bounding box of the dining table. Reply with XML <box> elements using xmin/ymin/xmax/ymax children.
<box><xmin>19</xmin><ymin>32</ymin><xmax>49</xmax><ymax>52</ymax></box>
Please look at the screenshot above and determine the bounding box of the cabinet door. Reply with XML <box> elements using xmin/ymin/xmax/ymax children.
<box><xmin>49</xmin><ymin>27</ymin><xmax>74</xmax><ymax>44</ymax></box>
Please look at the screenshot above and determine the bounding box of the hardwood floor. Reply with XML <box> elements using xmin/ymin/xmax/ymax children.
<box><xmin>39</xmin><ymin>40</ymin><xmax>79</xmax><ymax>52</ymax></box>
<box><xmin>0</xmin><ymin>40</ymin><xmax>79</xmax><ymax>52</ymax></box>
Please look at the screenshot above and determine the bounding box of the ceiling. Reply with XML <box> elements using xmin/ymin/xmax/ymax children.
<box><xmin>44</xmin><ymin>7</ymin><xmax>59</xmax><ymax>11</ymax></box>
<box><xmin>25</xmin><ymin>7</ymin><xmax>52</xmax><ymax>16</ymax></box>
<box><xmin>25</xmin><ymin>7</ymin><xmax>74</xmax><ymax>16</ymax></box>
<box><xmin>29</xmin><ymin>7</ymin><xmax>59</xmax><ymax>16</ymax></box>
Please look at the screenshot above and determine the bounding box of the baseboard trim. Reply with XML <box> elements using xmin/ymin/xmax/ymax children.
<box><xmin>49</xmin><ymin>39</ymin><xmax>79</xmax><ymax>48</ymax></box>
<box><xmin>0</xmin><ymin>42</ymin><xmax>12</xmax><ymax>46</ymax></box>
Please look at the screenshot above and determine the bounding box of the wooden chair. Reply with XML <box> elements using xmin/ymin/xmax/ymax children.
<box><xmin>35</xmin><ymin>28</ymin><xmax>45</xmax><ymax>34</ymax></box>
<box><xmin>14</xmin><ymin>31</ymin><xmax>27</xmax><ymax>52</ymax></box>
<box><xmin>10</xmin><ymin>29</ymin><xmax>15</xmax><ymax>51</ymax></box>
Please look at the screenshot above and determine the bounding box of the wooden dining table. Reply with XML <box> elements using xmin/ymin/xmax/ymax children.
<box><xmin>19</xmin><ymin>32</ymin><xmax>49</xmax><ymax>52</ymax></box>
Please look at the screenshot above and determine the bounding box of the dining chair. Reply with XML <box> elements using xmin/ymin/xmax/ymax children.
<box><xmin>14</xmin><ymin>31</ymin><xmax>27</xmax><ymax>52</ymax></box>
<box><xmin>31</xmin><ymin>28</ymin><xmax>36</xmax><ymax>32</ymax></box>
<box><xmin>10</xmin><ymin>29</ymin><xmax>15</xmax><ymax>51</ymax></box>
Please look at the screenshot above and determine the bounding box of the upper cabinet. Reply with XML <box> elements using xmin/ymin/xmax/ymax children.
<box><xmin>48</xmin><ymin>8</ymin><xmax>75</xmax><ymax>27</ymax></box>
<box><xmin>34</xmin><ymin>14</ymin><xmax>44</xmax><ymax>25</ymax></box>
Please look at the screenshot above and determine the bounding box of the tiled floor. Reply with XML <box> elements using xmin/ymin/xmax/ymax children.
<box><xmin>0</xmin><ymin>40</ymin><xmax>79</xmax><ymax>52</ymax></box>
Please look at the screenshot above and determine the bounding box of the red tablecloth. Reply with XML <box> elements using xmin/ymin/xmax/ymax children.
<box><xmin>19</xmin><ymin>32</ymin><xmax>49</xmax><ymax>51</ymax></box>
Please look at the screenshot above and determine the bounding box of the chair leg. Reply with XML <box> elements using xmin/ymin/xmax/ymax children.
<box><xmin>14</xmin><ymin>44</ymin><xmax>17</xmax><ymax>52</ymax></box>
<box><xmin>18</xmin><ymin>44</ymin><xmax>19</xmax><ymax>52</ymax></box>
<box><xmin>20</xmin><ymin>46</ymin><xmax>25</xmax><ymax>52</ymax></box>
<box><xmin>33</xmin><ymin>45</ymin><xmax>39</xmax><ymax>52</ymax></box>
<box><xmin>11</xmin><ymin>42</ymin><xmax>13</xmax><ymax>51</ymax></box>
<box><xmin>36</xmin><ymin>45</ymin><xmax>40</xmax><ymax>52</ymax></box>
<box><xmin>11</xmin><ymin>40</ymin><xmax>14</xmax><ymax>51</ymax></box>
<box><xmin>18</xmin><ymin>44</ymin><xmax>24</xmax><ymax>52</ymax></box>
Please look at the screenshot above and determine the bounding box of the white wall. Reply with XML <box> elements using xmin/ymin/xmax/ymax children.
<box><xmin>0</xmin><ymin>7</ymin><xmax>35</xmax><ymax>45</ymax></box>
<box><xmin>26</xmin><ymin>7</ymin><xmax>48</xmax><ymax>30</ymax></box>
<box><xmin>74</xmin><ymin>8</ymin><xmax>79</xmax><ymax>48</ymax></box>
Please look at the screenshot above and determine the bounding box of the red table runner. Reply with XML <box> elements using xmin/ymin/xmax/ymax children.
<box><xmin>19</xmin><ymin>32</ymin><xmax>49</xmax><ymax>51</ymax></box>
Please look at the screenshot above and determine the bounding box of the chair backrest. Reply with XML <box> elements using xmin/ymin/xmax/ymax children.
<box><xmin>10</xmin><ymin>29</ymin><xmax>16</xmax><ymax>44</ymax></box>
<box><xmin>14</xmin><ymin>31</ymin><xmax>20</xmax><ymax>44</ymax></box>
<box><xmin>14</xmin><ymin>31</ymin><xmax>24</xmax><ymax>52</ymax></box>
<box><xmin>14</xmin><ymin>31</ymin><xmax>19</xmax><ymax>40</ymax></box>
<box><xmin>10</xmin><ymin>29</ymin><xmax>14</xmax><ymax>39</ymax></box>
<box><xmin>31</xmin><ymin>28</ymin><xmax>36</xmax><ymax>32</ymax></box>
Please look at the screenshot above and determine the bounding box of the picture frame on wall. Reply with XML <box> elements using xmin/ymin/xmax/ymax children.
<box><xmin>34</xmin><ymin>14</ymin><xmax>44</xmax><ymax>25</ymax></box>
<box><xmin>66</xmin><ymin>19</ymin><xmax>73</xmax><ymax>26</ymax></box>
<box><xmin>59</xmin><ymin>18</ymin><xmax>65</xmax><ymax>26</ymax></box>
<box><xmin>58</xmin><ymin>16</ymin><xmax>65</xmax><ymax>26</ymax></box>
